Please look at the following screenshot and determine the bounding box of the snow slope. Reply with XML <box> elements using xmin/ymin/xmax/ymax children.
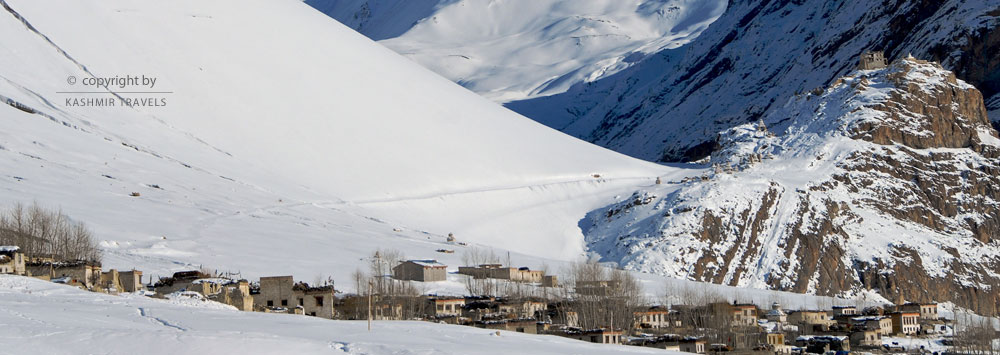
<box><xmin>0</xmin><ymin>275</ymin><xmax>673</xmax><ymax>355</ymax></box>
<box><xmin>306</xmin><ymin>0</ymin><xmax>726</xmax><ymax>102</ymax></box>
<box><xmin>0</xmin><ymin>0</ymin><xmax>691</xmax><ymax>276</ymax></box>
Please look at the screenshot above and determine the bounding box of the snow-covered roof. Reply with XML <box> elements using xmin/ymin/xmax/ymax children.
<box><xmin>406</xmin><ymin>259</ymin><xmax>446</xmax><ymax>268</ymax></box>
<box><xmin>766</xmin><ymin>308</ymin><xmax>786</xmax><ymax>316</ymax></box>
<box><xmin>0</xmin><ymin>246</ymin><xmax>20</xmax><ymax>252</ymax></box>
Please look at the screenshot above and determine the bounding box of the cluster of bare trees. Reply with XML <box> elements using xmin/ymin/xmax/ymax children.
<box><xmin>347</xmin><ymin>248</ymin><xmax>425</xmax><ymax>320</ymax></box>
<box><xmin>0</xmin><ymin>202</ymin><xmax>101</xmax><ymax>262</ymax></box>
<box><xmin>953</xmin><ymin>310</ymin><xmax>999</xmax><ymax>355</ymax></box>
<box><xmin>564</xmin><ymin>261</ymin><xmax>645</xmax><ymax>332</ymax></box>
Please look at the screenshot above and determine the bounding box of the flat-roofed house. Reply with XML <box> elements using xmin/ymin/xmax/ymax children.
<box><xmin>393</xmin><ymin>260</ymin><xmax>447</xmax><ymax>282</ymax></box>
<box><xmin>293</xmin><ymin>282</ymin><xmax>335</xmax><ymax>319</ymax></box>
<box><xmin>255</xmin><ymin>275</ymin><xmax>295</xmax><ymax>310</ymax></box>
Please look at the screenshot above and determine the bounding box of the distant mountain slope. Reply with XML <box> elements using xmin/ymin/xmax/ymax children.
<box><xmin>306</xmin><ymin>0</ymin><xmax>726</xmax><ymax>102</ymax></box>
<box><xmin>508</xmin><ymin>0</ymin><xmax>1000</xmax><ymax>162</ymax></box>
<box><xmin>581</xmin><ymin>57</ymin><xmax>1000</xmax><ymax>315</ymax></box>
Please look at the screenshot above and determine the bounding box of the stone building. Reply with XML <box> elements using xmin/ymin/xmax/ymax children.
<box><xmin>393</xmin><ymin>260</ymin><xmax>447</xmax><ymax>282</ymax></box>
<box><xmin>0</xmin><ymin>246</ymin><xmax>25</xmax><ymax>275</ymax></box>
<box><xmin>858</xmin><ymin>50</ymin><xmax>887</xmax><ymax>70</ymax></box>
<box><xmin>293</xmin><ymin>282</ymin><xmax>336</xmax><ymax>319</ymax></box>
<box><xmin>209</xmin><ymin>280</ymin><xmax>254</xmax><ymax>311</ymax></box>
<box><xmin>255</xmin><ymin>275</ymin><xmax>295</xmax><ymax>310</ymax></box>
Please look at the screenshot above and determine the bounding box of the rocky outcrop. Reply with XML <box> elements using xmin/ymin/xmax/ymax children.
<box><xmin>581</xmin><ymin>58</ymin><xmax>1000</xmax><ymax>315</ymax></box>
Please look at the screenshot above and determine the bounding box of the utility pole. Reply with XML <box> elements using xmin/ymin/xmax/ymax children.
<box><xmin>367</xmin><ymin>279</ymin><xmax>373</xmax><ymax>331</ymax></box>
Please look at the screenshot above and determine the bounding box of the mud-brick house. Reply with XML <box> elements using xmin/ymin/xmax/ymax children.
<box><xmin>293</xmin><ymin>282</ymin><xmax>336</xmax><ymax>319</ymax></box>
<box><xmin>393</xmin><ymin>260</ymin><xmax>447</xmax><ymax>282</ymax></box>
<box><xmin>889</xmin><ymin>311</ymin><xmax>920</xmax><ymax>335</ymax></box>
<box><xmin>27</xmin><ymin>260</ymin><xmax>101</xmax><ymax>288</ymax></box>
<box><xmin>254</xmin><ymin>275</ymin><xmax>295</xmax><ymax>310</ymax></box>
<box><xmin>0</xmin><ymin>246</ymin><xmax>25</xmax><ymax>275</ymax></box>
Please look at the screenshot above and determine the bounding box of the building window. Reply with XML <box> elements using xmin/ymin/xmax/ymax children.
<box><xmin>281</xmin><ymin>299</ymin><xmax>288</xmax><ymax>306</ymax></box>
<box><xmin>298</xmin><ymin>298</ymin><xmax>304</xmax><ymax>306</ymax></box>
<box><xmin>315</xmin><ymin>296</ymin><xmax>324</xmax><ymax>307</ymax></box>
<box><xmin>267</xmin><ymin>300</ymin><xmax>274</xmax><ymax>307</ymax></box>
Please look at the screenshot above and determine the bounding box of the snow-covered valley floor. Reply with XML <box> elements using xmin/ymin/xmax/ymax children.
<box><xmin>0</xmin><ymin>275</ymin><xmax>671</xmax><ymax>355</ymax></box>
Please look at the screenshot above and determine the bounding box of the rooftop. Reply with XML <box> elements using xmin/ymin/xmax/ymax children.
<box><xmin>406</xmin><ymin>259</ymin><xmax>446</xmax><ymax>268</ymax></box>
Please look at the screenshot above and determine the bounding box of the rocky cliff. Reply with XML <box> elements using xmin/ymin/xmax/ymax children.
<box><xmin>581</xmin><ymin>58</ymin><xmax>1000</xmax><ymax>315</ymax></box>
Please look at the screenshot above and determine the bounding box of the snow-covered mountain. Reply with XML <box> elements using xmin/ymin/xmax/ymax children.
<box><xmin>508</xmin><ymin>0</ymin><xmax>1000</xmax><ymax>162</ymax></box>
<box><xmin>0</xmin><ymin>0</ymin><xmax>687</xmax><ymax>288</ymax></box>
<box><xmin>305</xmin><ymin>0</ymin><xmax>727</xmax><ymax>102</ymax></box>
<box><xmin>581</xmin><ymin>57</ymin><xmax>1000</xmax><ymax>315</ymax></box>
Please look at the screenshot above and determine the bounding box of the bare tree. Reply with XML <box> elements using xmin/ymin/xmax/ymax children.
<box><xmin>0</xmin><ymin>202</ymin><xmax>100</xmax><ymax>262</ymax></box>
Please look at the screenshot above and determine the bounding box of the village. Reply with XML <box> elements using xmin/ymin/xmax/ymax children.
<box><xmin>0</xmin><ymin>235</ymin><xmax>991</xmax><ymax>355</ymax></box>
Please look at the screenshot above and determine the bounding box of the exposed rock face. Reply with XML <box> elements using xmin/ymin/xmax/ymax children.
<box><xmin>508</xmin><ymin>0</ymin><xmax>1000</xmax><ymax>163</ymax></box>
<box><xmin>582</xmin><ymin>58</ymin><xmax>1000</xmax><ymax>315</ymax></box>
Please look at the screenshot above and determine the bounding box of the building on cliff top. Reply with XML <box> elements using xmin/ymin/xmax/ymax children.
<box><xmin>858</xmin><ymin>50</ymin><xmax>887</xmax><ymax>70</ymax></box>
